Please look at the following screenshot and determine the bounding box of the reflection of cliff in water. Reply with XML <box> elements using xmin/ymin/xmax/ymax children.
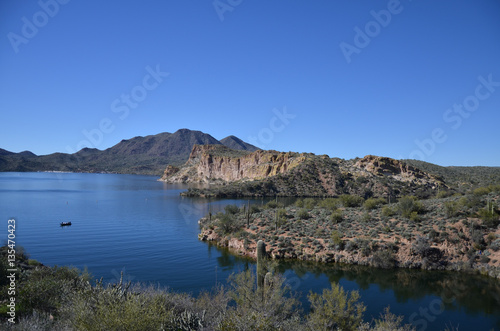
<box><xmin>210</xmin><ymin>244</ymin><xmax>500</xmax><ymax>317</ymax></box>
<box><xmin>276</xmin><ymin>260</ymin><xmax>500</xmax><ymax>317</ymax></box>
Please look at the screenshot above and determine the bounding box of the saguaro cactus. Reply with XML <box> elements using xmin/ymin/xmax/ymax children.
<box><xmin>275</xmin><ymin>209</ymin><xmax>278</xmax><ymax>231</ymax></box>
<box><xmin>257</xmin><ymin>240</ymin><xmax>266</xmax><ymax>289</ymax></box>
<box><xmin>246</xmin><ymin>200</ymin><xmax>250</xmax><ymax>227</ymax></box>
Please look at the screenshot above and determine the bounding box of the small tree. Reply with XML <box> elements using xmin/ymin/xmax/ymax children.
<box><xmin>307</xmin><ymin>283</ymin><xmax>365</xmax><ymax>330</ymax></box>
<box><xmin>444</xmin><ymin>201</ymin><xmax>459</xmax><ymax>218</ymax></box>
<box><xmin>221</xmin><ymin>270</ymin><xmax>301</xmax><ymax>330</ymax></box>
<box><xmin>396</xmin><ymin>196</ymin><xmax>424</xmax><ymax>219</ymax></box>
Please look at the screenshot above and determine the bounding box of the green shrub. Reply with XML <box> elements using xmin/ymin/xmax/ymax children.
<box><xmin>473</xmin><ymin>187</ymin><xmax>491</xmax><ymax>196</ymax></box>
<box><xmin>17</xmin><ymin>266</ymin><xmax>89</xmax><ymax>316</ymax></box>
<box><xmin>307</xmin><ymin>283</ymin><xmax>365</xmax><ymax>330</ymax></box>
<box><xmin>266</xmin><ymin>200</ymin><xmax>279</xmax><ymax>209</ymax></box>
<box><xmin>361</xmin><ymin>212</ymin><xmax>371</xmax><ymax>223</ymax></box>
<box><xmin>27</xmin><ymin>259</ymin><xmax>42</xmax><ymax>266</ymax></box>
<box><xmin>340</xmin><ymin>194</ymin><xmax>364</xmax><ymax>208</ymax></box>
<box><xmin>331</xmin><ymin>230</ymin><xmax>343</xmax><ymax>246</ymax></box>
<box><xmin>382</xmin><ymin>206</ymin><xmax>395</xmax><ymax>217</ymax></box>
<box><xmin>250</xmin><ymin>205</ymin><xmax>261</xmax><ymax>214</ymax></box>
<box><xmin>71</xmin><ymin>282</ymin><xmax>178</xmax><ymax>331</ymax></box>
<box><xmin>295</xmin><ymin>199</ymin><xmax>304</xmax><ymax>208</ymax></box>
<box><xmin>396</xmin><ymin>196</ymin><xmax>424</xmax><ymax>219</ymax></box>
<box><xmin>488</xmin><ymin>184</ymin><xmax>500</xmax><ymax>193</ymax></box>
<box><xmin>330</xmin><ymin>211</ymin><xmax>343</xmax><ymax>223</ymax></box>
<box><xmin>373</xmin><ymin>307</ymin><xmax>416</xmax><ymax>330</ymax></box>
<box><xmin>364</xmin><ymin>197</ymin><xmax>386</xmax><ymax>211</ymax></box>
<box><xmin>222</xmin><ymin>270</ymin><xmax>301</xmax><ymax>330</ymax></box>
<box><xmin>409</xmin><ymin>211</ymin><xmax>421</xmax><ymax>222</ymax></box>
<box><xmin>444</xmin><ymin>201</ymin><xmax>460</xmax><ymax>218</ymax></box>
<box><xmin>371</xmin><ymin>250</ymin><xmax>397</xmax><ymax>269</ymax></box>
<box><xmin>459</xmin><ymin>195</ymin><xmax>482</xmax><ymax>210</ymax></box>
<box><xmin>303</xmin><ymin>198</ymin><xmax>317</xmax><ymax>209</ymax></box>
<box><xmin>478</xmin><ymin>207</ymin><xmax>499</xmax><ymax>228</ymax></box>
<box><xmin>436</xmin><ymin>190</ymin><xmax>453</xmax><ymax>199</ymax></box>
<box><xmin>297</xmin><ymin>208</ymin><xmax>310</xmax><ymax>220</ymax></box>
<box><xmin>319</xmin><ymin>198</ymin><xmax>340</xmax><ymax>211</ymax></box>
<box><xmin>218</xmin><ymin>214</ymin><xmax>239</xmax><ymax>234</ymax></box>
<box><xmin>224</xmin><ymin>204</ymin><xmax>240</xmax><ymax>215</ymax></box>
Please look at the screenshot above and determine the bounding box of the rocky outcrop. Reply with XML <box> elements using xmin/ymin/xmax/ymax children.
<box><xmin>352</xmin><ymin>155</ymin><xmax>446</xmax><ymax>189</ymax></box>
<box><xmin>161</xmin><ymin>145</ymin><xmax>308</xmax><ymax>183</ymax></box>
<box><xmin>162</xmin><ymin>146</ymin><xmax>450</xmax><ymax>198</ymax></box>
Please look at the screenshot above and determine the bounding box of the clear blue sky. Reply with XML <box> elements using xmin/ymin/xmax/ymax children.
<box><xmin>1</xmin><ymin>0</ymin><xmax>499</xmax><ymax>166</ymax></box>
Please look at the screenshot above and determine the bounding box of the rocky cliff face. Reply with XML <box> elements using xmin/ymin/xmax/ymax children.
<box><xmin>161</xmin><ymin>145</ymin><xmax>308</xmax><ymax>183</ymax></box>
<box><xmin>352</xmin><ymin>155</ymin><xmax>446</xmax><ymax>189</ymax></box>
<box><xmin>162</xmin><ymin>146</ymin><xmax>449</xmax><ymax>198</ymax></box>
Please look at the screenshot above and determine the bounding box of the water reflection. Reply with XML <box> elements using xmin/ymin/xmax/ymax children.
<box><xmin>209</xmin><ymin>244</ymin><xmax>500</xmax><ymax>329</ymax></box>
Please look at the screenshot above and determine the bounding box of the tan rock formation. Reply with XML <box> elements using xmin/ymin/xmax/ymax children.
<box><xmin>161</xmin><ymin>144</ymin><xmax>308</xmax><ymax>183</ymax></box>
<box><xmin>354</xmin><ymin>155</ymin><xmax>445</xmax><ymax>188</ymax></box>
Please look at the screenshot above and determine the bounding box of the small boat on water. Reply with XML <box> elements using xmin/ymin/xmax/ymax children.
<box><xmin>60</xmin><ymin>222</ymin><xmax>72</xmax><ymax>227</ymax></box>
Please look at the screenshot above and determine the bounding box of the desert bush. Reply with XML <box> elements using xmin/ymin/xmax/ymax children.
<box><xmin>480</xmin><ymin>255</ymin><xmax>490</xmax><ymax>263</ymax></box>
<box><xmin>436</xmin><ymin>190</ymin><xmax>453</xmax><ymax>199</ymax></box>
<box><xmin>366</xmin><ymin>307</ymin><xmax>416</xmax><ymax>331</ymax></box>
<box><xmin>412</xmin><ymin>236</ymin><xmax>430</xmax><ymax>257</ymax></box>
<box><xmin>318</xmin><ymin>198</ymin><xmax>340</xmax><ymax>211</ymax></box>
<box><xmin>459</xmin><ymin>195</ymin><xmax>482</xmax><ymax>210</ymax></box>
<box><xmin>297</xmin><ymin>208</ymin><xmax>310</xmax><ymax>220</ymax></box>
<box><xmin>70</xmin><ymin>281</ymin><xmax>180</xmax><ymax>331</ymax></box>
<box><xmin>382</xmin><ymin>206</ymin><xmax>395</xmax><ymax>217</ymax></box>
<box><xmin>486</xmin><ymin>233</ymin><xmax>497</xmax><ymax>244</ymax></box>
<box><xmin>444</xmin><ymin>201</ymin><xmax>460</xmax><ymax>218</ymax></box>
<box><xmin>330</xmin><ymin>211</ymin><xmax>343</xmax><ymax>224</ymax></box>
<box><xmin>331</xmin><ymin>230</ymin><xmax>343</xmax><ymax>246</ymax></box>
<box><xmin>218</xmin><ymin>213</ymin><xmax>240</xmax><ymax>234</ymax></box>
<box><xmin>224</xmin><ymin>204</ymin><xmax>240</xmax><ymax>215</ymax></box>
<box><xmin>371</xmin><ymin>250</ymin><xmax>397</xmax><ymax>269</ymax></box>
<box><xmin>361</xmin><ymin>212</ymin><xmax>372</xmax><ymax>223</ymax></box>
<box><xmin>396</xmin><ymin>196</ymin><xmax>424</xmax><ymax>219</ymax></box>
<box><xmin>473</xmin><ymin>187</ymin><xmax>491</xmax><ymax>196</ymax></box>
<box><xmin>17</xmin><ymin>266</ymin><xmax>90</xmax><ymax>316</ymax></box>
<box><xmin>265</xmin><ymin>200</ymin><xmax>279</xmax><ymax>209</ymax></box>
<box><xmin>295</xmin><ymin>199</ymin><xmax>304</xmax><ymax>208</ymax></box>
<box><xmin>409</xmin><ymin>211</ymin><xmax>421</xmax><ymax>222</ymax></box>
<box><xmin>364</xmin><ymin>197</ymin><xmax>386</xmax><ymax>211</ymax></box>
<box><xmin>478</xmin><ymin>202</ymin><xmax>499</xmax><ymax>228</ymax></box>
<box><xmin>303</xmin><ymin>198</ymin><xmax>318</xmax><ymax>209</ymax></box>
<box><xmin>340</xmin><ymin>194</ymin><xmax>364</xmax><ymax>208</ymax></box>
<box><xmin>220</xmin><ymin>270</ymin><xmax>301</xmax><ymax>330</ymax></box>
<box><xmin>249</xmin><ymin>205</ymin><xmax>261</xmax><ymax>214</ymax></box>
<box><xmin>489</xmin><ymin>239</ymin><xmax>500</xmax><ymax>251</ymax></box>
<box><xmin>307</xmin><ymin>282</ymin><xmax>366</xmax><ymax>331</ymax></box>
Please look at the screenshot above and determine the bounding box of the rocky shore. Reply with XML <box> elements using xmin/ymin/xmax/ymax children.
<box><xmin>198</xmin><ymin>193</ymin><xmax>500</xmax><ymax>280</ymax></box>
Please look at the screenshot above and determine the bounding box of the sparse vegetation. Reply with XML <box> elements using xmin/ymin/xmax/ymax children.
<box><xmin>199</xmin><ymin>191</ymin><xmax>500</xmax><ymax>278</ymax></box>
<box><xmin>1</xmin><ymin>246</ymin><xmax>417</xmax><ymax>330</ymax></box>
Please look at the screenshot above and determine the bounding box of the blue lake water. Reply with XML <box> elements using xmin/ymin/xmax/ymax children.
<box><xmin>0</xmin><ymin>172</ymin><xmax>499</xmax><ymax>330</ymax></box>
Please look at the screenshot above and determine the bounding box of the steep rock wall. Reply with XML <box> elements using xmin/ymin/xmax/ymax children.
<box><xmin>161</xmin><ymin>145</ymin><xmax>308</xmax><ymax>183</ymax></box>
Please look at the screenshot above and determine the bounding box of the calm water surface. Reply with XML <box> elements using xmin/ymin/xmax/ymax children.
<box><xmin>0</xmin><ymin>172</ymin><xmax>499</xmax><ymax>330</ymax></box>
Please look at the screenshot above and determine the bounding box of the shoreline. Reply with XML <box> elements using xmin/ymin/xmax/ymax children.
<box><xmin>197</xmin><ymin>194</ymin><xmax>500</xmax><ymax>280</ymax></box>
<box><xmin>199</xmin><ymin>226</ymin><xmax>500</xmax><ymax>279</ymax></box>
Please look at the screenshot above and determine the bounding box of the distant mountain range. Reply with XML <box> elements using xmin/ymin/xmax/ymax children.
<box><xmin>0</xmin><ymin>129</ymin><xmax>259</xmax><ymax>175</ymax></box>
